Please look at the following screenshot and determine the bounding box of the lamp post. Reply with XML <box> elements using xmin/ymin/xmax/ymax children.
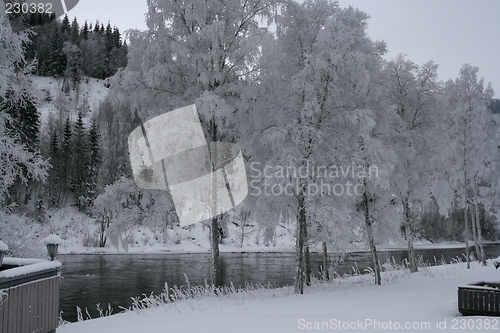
<box><xmin>43</xmin><ymin>234</ymin><xmax>63</xmax><ymax>261</ymax></box>
<box><xmin>0</xmin><ymin>240</ymin><xmax>7</xmax><ymax>267</ymax></box>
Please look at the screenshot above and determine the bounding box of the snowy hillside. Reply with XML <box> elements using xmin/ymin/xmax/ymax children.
<box><xmin>31</xmin><ymin>76</ymin><xmax>110</xmax><ymax>125</ymax></box>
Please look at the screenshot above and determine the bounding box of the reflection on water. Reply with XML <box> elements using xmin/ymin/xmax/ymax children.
<box><xmin>59</xmin><ymin>244</ymin><xmax>500</xmax><ymax>322</ymax></box>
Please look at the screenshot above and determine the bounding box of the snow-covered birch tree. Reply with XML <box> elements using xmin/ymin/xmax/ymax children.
<box><xmin>112</xmin><ymin>0</ymin><xmax>276</xmax><ymax>286</ymax></box>
<box><xmin>346</xmin><ymin>109</ymin><xmax>397</xmax><ymax>285</ymax></box>
<box><xmin>444</xmin><ymin>64</ymin><xmax>494</xmax><ymax>268</ymax></box>
<box><xmin>384</xmin><ymin>55</ymin><xmax>442</xmax><ymax>273</ymax></box>
<box><xmin>250</xmin><ymin>1</ymin><xmax>394</xmax><ymax>292</ymax></box>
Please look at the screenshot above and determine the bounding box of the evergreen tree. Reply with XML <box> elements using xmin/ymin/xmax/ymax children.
<box><xmin>61</xmin><ymin>14</ymin><xmax>70</xmax><ymax>35</ymax></box>
<box><xmin>47</xmin><ymin>129</ymin><xmax>61</xmax><ymax>207</ymax></box>
<box><xmin>85</xmin><ymin>118</ymin><xmax>101</xmax><ymax>206</ymax></box>
<box><xmin>93</xmin><ymin>20</ymin><xmax>100</xmax><ymax>34</ymax></box>
<box><xmin>72</xmin><ymin>112</ymin><xmax>88</xmax><ymax>210</ymax></box>
<box><xmin>489</xmin><ymin>99</ymin><xmax>500</xmax><ymax>114</ymax></box>
<box><xmin>4</xmin><ymin>91</ymin><xmax>40</xmax><ymax>152</ymax></box>
<box><xmin>25</xmin><ymin>16</ymin><xmax>127</xmax><ymax>79</ymax></box>
<box><xmin>48</xmin><ymin>23</ymin><xmax>67</xmax><ymax>76</ymax></box>
<box><xmin>63</xmin><ymin>41</ymin><xmax>82</xmax><ymax>87</ymax></box>
<box><xmin>29</xmin><ymin>18</ymin><xmax>58</xmax><ymax>75</ymax></box>
<box><xmin>60</xmin><ymin>117</ymin><xmax>73</xmax><ymax>200</ymax></box>
<box><xmin>81</xmin><ymin>31</ymin><xmax>107</xmax><ymax>78</ymax></box>
<box><xmin>71</xmin><ymin>17</ymin><xmax>80</xmax><ymax>45</ymax></box>
<box><xmin>112</xmin><ymin>27</ymin><xmax>121</xmax><ymax>48</ymax></box>
<box><xmin>105</xmin><ymin>22</ymin><xmax>113</xmax><ymax>52</ymax></box>
<box><xmin>82</xmin><ymin>21</ymin><xmax>89</xmax><ymax>40</ymax></box>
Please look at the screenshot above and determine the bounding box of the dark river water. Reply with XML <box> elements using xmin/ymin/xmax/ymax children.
<box><xmin>58</xmin><ymin>244</ymin><xmax>500</xmax><ymax>322</ymax></box>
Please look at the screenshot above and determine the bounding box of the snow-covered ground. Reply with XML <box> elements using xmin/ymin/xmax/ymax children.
<box><xmin>58</xmin><ymin>260</ymin><xmax>500</xmax><ymax>333</ymax></box>
<box><xmin>32</xmin><ymin>76</ymin><xmax>108</xmax><ymax>125</ymax></box>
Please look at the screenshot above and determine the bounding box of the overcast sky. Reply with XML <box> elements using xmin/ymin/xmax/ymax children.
<box><xmin>68</xmin><ymin>0</ymin><xmax>499</xmax><ymax>95</ymax></box>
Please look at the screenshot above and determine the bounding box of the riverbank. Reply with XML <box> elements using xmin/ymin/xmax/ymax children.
<box><xmin>58</xmin><ymin>239</ymin><xmax>499</xmax><ymax>255</ymax></box>
<box><xmin>58</xmin><ymin>259</ymin><xmax>500</xmax><ymax>333</ymax></box>
<box><xmin>38</xmin><ymin>205</ymin><xmax>500</xmax><ymax>256</ymax></box>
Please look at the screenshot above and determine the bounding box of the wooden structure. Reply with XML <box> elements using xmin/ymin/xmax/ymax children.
<box><xmin>458</xmin><ymin>282</ymin><xmax>500</xmax><ymax>316</ymax></box>
<box><xmin>0</xmin><ymin>258</ymin><xmax>61</xmax><ymax>333</ymax></box>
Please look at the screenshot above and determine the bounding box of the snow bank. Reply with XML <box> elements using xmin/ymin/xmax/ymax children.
<box><xmin>0</xmin><ymin>260</ymin><xmax>61</xmax><ymax>279</ymax></box>
<box><xmin>0</xmin><ymin>240</ymin><xmax>7</xmax><ymax>251</ymax></box>
<box><xmin>2</xmin><ymin>257</ymin><xmax>45</xmax><ymax>266</ymax></box>
<box><xmin>44</xmin><ymin>234</ymin><xmax>63</xmax><ymax>245</ymax></box>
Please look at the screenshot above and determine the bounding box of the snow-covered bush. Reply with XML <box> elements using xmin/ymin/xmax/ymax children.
<box><xmin>0</xmin><ymin>211</ymin><xmax>44</xmax><ymax>258</ymax></box>
<box><xmin>92</xmin><ymin>177</ymin><xmax>146</xmax><ymax>250</ymax></box>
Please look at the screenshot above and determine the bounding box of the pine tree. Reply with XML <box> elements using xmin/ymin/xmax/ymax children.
<box><xmin>29</xmin><ymin>18</ymin><xmax>58</xmax><ymax>76</ymax></box>
<box><xmin>4</xmin><ymin>91</ymin><xmax>40</xmax><ymax>152</ymax></box>
<box><xmin>25</xmin><ymin>16</ymin><xmax>127</xmax><ymax>79</ymax></box>
<box><xmin>72</xmin><ymin>112</ymin><xmax>88</xmax><ymax>210</ymax></box>
<box><xmin>82</xmin><ymin>21</ymin><xmax>89</xmax><ymax>40</ymax></box>
<box><xmin>61</xmin><ymin>15</ymin><xmax>70</xmax><ymax>35</ymax></box>
<box><xmin>85</xmin><ymin>118</ymin><xmax>101</xmax><ymax>207</ymax></box>
<box><xmin>63</xmin><ymin>41</ymin><xmax>82</xmax><ymax>87</ymax></box>
<box><xmin>48</xmin><ymin>23</ymin><xmax>67</xmax><ymax>76</ymax></box>
<box><xmin>71</xmin><ymin>17</ymin><xmax>80</xmax><ymax>45</ymax></box>
<box><xmin>93</xmin><ymin>20</ymin><xmax>100</xmax><ymax>34</ymax></box>
<box><xmin>112</xmin><ymin>27</ymin><xmax>121</xmax><ymax>48</ymax></box>
<box><xmin>105</xmin><ymin>23</ymin><xmax>113</xmax><ymax>51</ymax></box>
<box><xmin>60</xmin><ymin>117</ymin><xmax>73</xmax><ymax>200</ymax></box>
<box><xmin>47</xmin><ymin>130</ymin><xmax>61</xmax><ymax>207</ymax></box>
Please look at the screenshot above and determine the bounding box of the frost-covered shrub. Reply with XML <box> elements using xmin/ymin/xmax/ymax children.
<box><xmin>0</xmin><ymin>211</ymin><xmax>44</xmax><ymax>258</ymax></box>
<box><xmin>92</xmin><ymin>177</ymin><xmax>144</xmax><ymax>250</ymax></box>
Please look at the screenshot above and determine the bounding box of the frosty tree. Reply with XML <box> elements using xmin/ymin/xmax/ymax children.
<box><xmin>113</xmin><ymin>0</ymin><xmax>277</xmax><ymax>286</ymax></box>
<box><xmin>0</xmin><ymin>2</ymin><xmax>48</xmax><ymax>206</ymax></box>
<box><xmin>384</xmin><ymin>55</ymin><xmax>441</xmax><ymax>273</ymax></box>
<box><xmin>444</xmin><ymin>64</ymin><xmax>495</xmax><ymax>268</ymax></box>
<box><xmin>346</xmin><ymin>109</ymin><xmax>398</xmax><ymax>285</ymax></box>
<box><xmin>250</xmin><ymin>1</ymin><xmax>396</xmax><ymax>291</ymax></box>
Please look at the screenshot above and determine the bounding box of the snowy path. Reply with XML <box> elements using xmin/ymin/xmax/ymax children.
<box><xmin>59</xmin><ymin>261</ymin><xmax>500</xmax><ymax>333</ymax></box>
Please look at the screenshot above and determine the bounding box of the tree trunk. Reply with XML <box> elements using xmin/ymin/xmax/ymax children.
<box><xmin>470</xmin><ymin>203</ymin><xmax>481</xmax><ymax>262</ymax></box>
<box><xmin>294</xmin><ymin>187</ymin><xmax>306</xmax><ymax>294</ymax></box>
<box><xmin>240</xmin><ymin>220</ymin><xmax>245</xmax><ymax>247</ymax></box>
<box><xmin>210</xmin><ymin>216</ymin><xmax>221</xmax><ymax>286</ymax></box>
<box><xmin>209</xmin><ymin>119</ymin><xmax>221</xmax><ymax>286</ymax></box>
<box><xmin>474</xmin><ymin>192</ymin><xmax>486</xmax><ymax>265</ymax></box>
<box><xmin>322</xmin><ymin>242</ymin><xmax>329</xmax><ymax>281</ymax></box>
<box><xmin>363</xmin><ymin>191</ymin><xmax>381</xmax><ymax>285</ymax></box>
<box><xmin>464</xmin><ymin>205</ymin><xmax>470</xmax><ymax>269</ymax></box>
<box><xmin>463</xmin><ymin>108</ymin><xmax>470</xmax><ymax>269</ymax></box>
<box><xmin>304</xmin><ymin>211</ymin><xmax>311</xmax><ymax>286</ymax></box>
<box><xmin>305</xmin><ymin>242</ymin><xmax>311</xmax><ymax>286</ymax></box>
<box><xmin>403</xmin><ymin>197</ymin><xmax>418</xmax><ymax>273</ymax></box>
